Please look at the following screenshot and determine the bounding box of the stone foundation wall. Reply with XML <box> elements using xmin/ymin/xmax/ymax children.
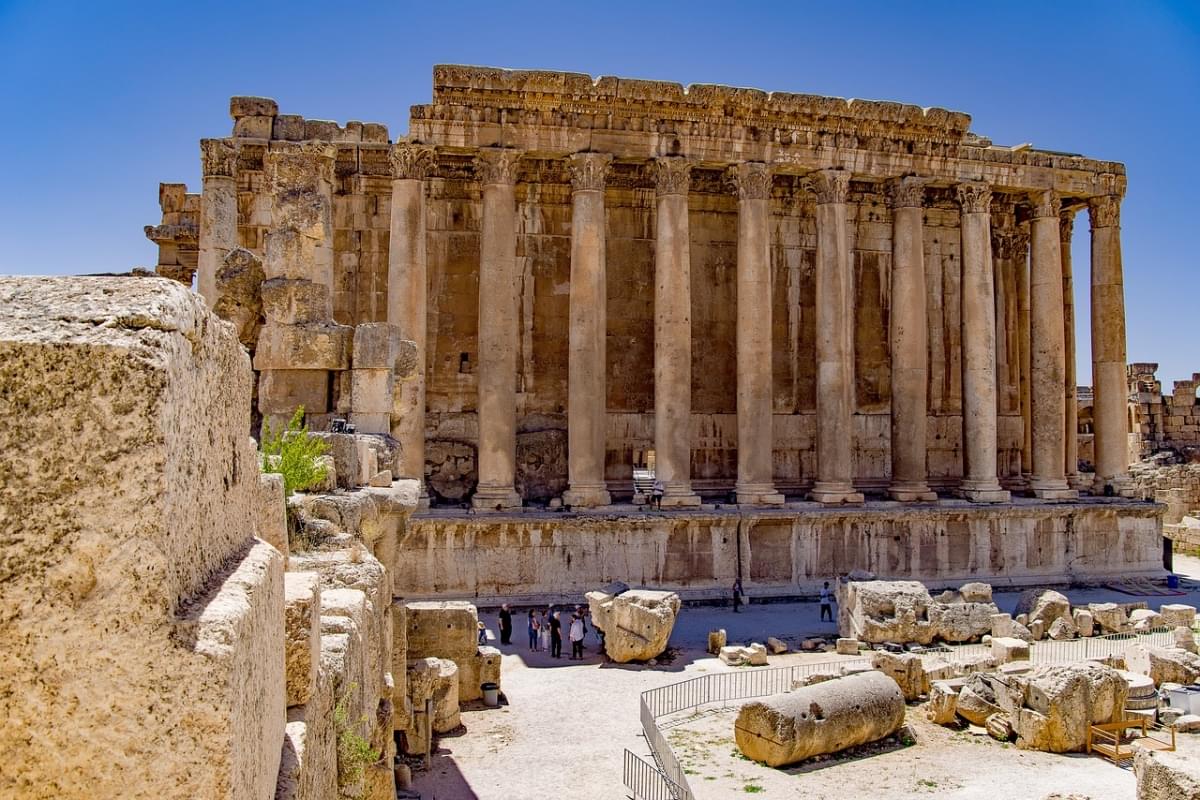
<box><xmin>399</xmin><ymin>501</ymin><xmax>1164</xmax><ymax>604</ymax></box>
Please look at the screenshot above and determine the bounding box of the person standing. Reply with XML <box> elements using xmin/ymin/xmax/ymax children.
<box><xmin>549</xmin><ymin>610</ymin><xmax>563</xmax><ymax>658</ymax></box>
<box><xmin>819</xmin><ymin>581</ymin><xmax>834</xmax><ymax>622</ymax></box>
<box><xmin>569</xmin><ymin>613</ymin><xmax>585</xmax><ymax>660</ymax></box>
<box><xmin>527</xmin><ymin>609</ymin><xmax>539</xmax><ymax>652</ymax></box>
<box><xmin>537</xmin><ymin>611</ymin><xmax>549</xmax><ymax>652</ymax></box>
<box><xmin>732</xmin><ymin>577</ymin><xmax>744</xmax><ymax>613</ymax></box>
<box><xmin>499</xmin><ymin>603</ymin><xmax>513</xmax><ymax>645</ymax></box>
<box><xmin>651</xmin><ymin>478</ymin><xmax>664</xmax><ymax>510</ymax></box>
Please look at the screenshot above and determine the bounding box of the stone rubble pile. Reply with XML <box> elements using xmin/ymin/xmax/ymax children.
<box><xmin>838</xmin><ymin>579</ymin><xmax>999</xmax><ymax>645</ymax></box>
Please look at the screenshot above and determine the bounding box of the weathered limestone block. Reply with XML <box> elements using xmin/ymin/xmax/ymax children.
<box><xmin>275</xmin><ymin>721</ymin><xmax>310</xmax><ymax>800</ymax></box>
<box><xmin>767</xmin><ymin>636</ymin><xmax>789</xmax><ymax>654</ymax></box>
<box><xmin>734</xmin><ymin>671</ymin><xmax>905</xmax><ymax>766</ymax></box>
<box><xmin>708</xmin><ymin>629</ymin><xmax>727</xmax><ymax>654</ymax></box>
<box><xmin>986</xmin><ymin>712</ymin><xmax>1015</xmax><ymax>742</ymax></box>
<box><xmin>213</xmin><ymin>247</ymin><xmax>264</xmax><ymax>347</ymax></box>
<box><xmin>1131</xmin><ymin>608</ymin><xmax>1164</xmax><ymax>631</ymax></box>
<box><xmin>458</xmin><ymin>646</ymin><xmax>502</xmax><ymax>702</ymax></box>
<box><xmin>992</xmin><ymin>636</ymin><xmax>1031</xmax><ymax>663</ymax></box>
<box><xmin>259</xmin><ymin>472</ymin><xmax>289</xmax><ymax>558</ymax></box>
<box><xmin>838</xmin><ymin>580</ymin><xmax>934</xmax><ymax>645</ymax></box>
<box><xmin>1160</xmin><ymin>604</ymin><xmax>1196</xmax><ymax>629</ymax></box>
<box><xmin>254</xmin><ymin>323</ymin><xmax>353</xmax><ymax>371</ymax></box>
<box><xmin>929</xmin><ymin>600</ymin><xmax>999</xmax><ymax>643</ymax></box>
<box><xmin>0</xmin><ymin>277</ymin><xmax>286</xmax><ymax>799</ymax></box>
<box><xmin>927</xmin><ymin>681</ymin><xmax>960</xmax><ymax>724</ymax></box>
<box><xmin>1073</xmin><ymin>608</ymin><xmax>1095</xmax><ymax>637</ymax></box>
<box><xmin>1125</xmin><ymin>645</ymin><xmax>1200</xmax><ymax>686</ymax></box>
<box><xmin>285</xmin><ymin>647</ymin><xmax>337</xmax><ymax>800</ymax></box>
<box><xmin>408</xmin><ymin>657</ymin><xmax>460</xmax><ymax>737</ymax></box>
<box><xmin>1015</xmin><ymin>589</ymin><xmax>1072</xmax><ymax>631</ymax></box>
<box><xmin>284</xmin><ymin>572</ymin><xmax>321</xmax><ymax>707</ymax></box>
<box><xmin>405</xmin><ymin>600</ymin><xmax>479</xmax><ymax>662</ymax></box>
<box><xmin>262</xmin><ymin>277</ymin><xmax>330</xmax><ymax>326</ymax></box>
<box><xmin>1175</xmin><ymin>626</ymin><xmax>1197</xmax><ymax>654</ymax></box>
<box><xmin>260</xmin><ymin>368</ymin><xmax>330</xmax><ymax>417</ymax></box>
<box><xmin>745</xmin><ymin>642</ymin><xmax>769</xmax><ymax>666</ymax></box>
<box><xmin>516</xmin><ymin>426</ymin><xmax>569</xmax><ymax>502</ymax></box>
<box><xmin>588</xmin><ymin>588</ymin><xmax>681</xmax><ymax>663</ymax></box>
<box><xmin>1089</xmin><ymin>602</ymin><xmax>1129</xmax><ymax>633</ymax></box>
<box><xmin>390</xmin><ymin>601</ymin><xmax>409</xmax><ymax>731</ymax></box>
<box><xmin>1134</xmin><ymin>748</ymin><xmax>1200</xmax><ymax>800</ymax></box>
<box><xmin>353</xmin><ymin>322</ymin><xmax>406</xmax><ymax>370</ymax></box>
<box><xmin>871</xmin><ymin>651</ymin><xmax>928</xmax><ymax>701</ymax></box>
<box><xmin>308</xmin><ymin>433</ymin><xmax>361</xmax><ymax>490</ymax></box>
<box><xmin>1011</xmin><ymin>663</ymin><xmax>1128</xmax><ymax>752</ymax></box>
<box><xmin>959</xmin><ymin>582</ymin><xmax>994</xmax><ymax>603</ymax></box>
<box><xmin>956</xmin><ymin>683</ymin><xmax>1002</xmax><ymax>726</ymax></box>
<box><xmin>836</xmin><ymin>638</ymin><xmax>860</xmax><ymax>655</ymax></box>
<box><xmin>1048</xmin><ymin>616</ymin><xmax>1079</xmax><ymax>640</ymax></box>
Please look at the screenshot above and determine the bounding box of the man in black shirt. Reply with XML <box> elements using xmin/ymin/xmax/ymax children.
<box><xmin>498</xmin><ymin>604</ymin><xmax>513</xmax><ymax>645</ymax></box>
<box><xmin>549</xmin><ymin>611</ymin><xmax>563</xmax><ymax>658</ymax></box>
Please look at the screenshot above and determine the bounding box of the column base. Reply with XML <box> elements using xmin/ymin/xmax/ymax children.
<box><xmin>471</xmin><ymin>486</ymin><xmax>523</xmax><ymax>511</ymax></box>
<box><xmin>1092</xmin><ymin>473</ymin><xmax>1135</xmax><ymax>498</ymax></box>
<box><xmin>735</xmin><ymin>483</ymin><xmax>786</xmax><ymax>506</ymax></box>
<box><xmin>1067</xmin><ymin>473</ymin><xmax>1091</xmax><ymax>491</ymax></box>
<box><xmin>887</xmin><ymin>482</ymin><xmax>938</xmax><ymax>502</ymax></box>
<box><xmin>1029</xmin><ymin>477</ymin><xmax>1078</xmax><ymax>500</ymax></box>
<box><xmin>810</xmin><ymin>482</ymin><xmax>865</xmax><ymax>505</ymax></box>
<box><xmin>660</xmin><ymin>484</ymin><xmax>701</xmax><ymax>508</ymax></box>
<box><xmin>562</xmin><ymin>485</ymin><xmax>612</xmax><ymax>508</ymax></box>
<box><xmin>959</xmin><ymin>480</ymin><xmax>1011</xmax><ymax>503</ymax></box>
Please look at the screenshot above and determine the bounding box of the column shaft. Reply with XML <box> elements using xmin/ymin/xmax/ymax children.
<box><xmin>1028</xmin><ymin>191</ymin><xmax>1075</xmax><ymax>498</ymax></box>
<box><xmin>810</xmin><ymin>169</ymin><xmax>863</xmax><ymax>504</ymax></box>
<box><xmin>957</xmin><ymin>183</ymin><xmax>1010</xmax><ymax>502</ymax></box>
<box><xmin>734</xmin><ymin>163</ymin><xmax>784</xmax><ymax>505</ymax></box>
<box><xmin>653</xmin><ymin>158</ymin><xmax>700</xmax><ymax>507</ymax></box>
<box><xmin>472</xmin><ymin>149</ymin><xmax>523</xmax><ymax>510</ymax></box>
<box><xmin>198</xmin><ymin>139</ymin><xmax>238</xmax><ymax>307</ymax></box>
<box><xmin>1061</xmin><ymin>210</ymin><xmax>1084</xmax><ymax>487</ymax></box>
<box><xmin>388</xmin><ymin>144</ymin><xmax>434</xmax><ymax>495</ymax></box>
<box><xmin>563</xmin><ymin>153</ymin><xmax>613</xmax><ymax>508</ymax></box>
<box><xmin>1017</xmin><ymin>229</ymin><xmax>1032</xmax><ymax>477</ymax></box>
<box><xmin>888</xmin><ymin>177</ymin><xmax>936</xmax><ymax>501</ymax></box>
<box><xmin>1089</xmin><ymin>194</ymin><xmax>1131</xmax><ymax>494</ymax></box>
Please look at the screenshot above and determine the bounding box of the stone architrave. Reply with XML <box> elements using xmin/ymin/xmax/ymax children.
<box><xmin>1089</xmin><ymin>192</ymin><xmax>1131</xmax><ymax>495</ymax></box>
<box><xmin>809</xmin><ymin>168</ymin><xmax>863</xmax><ymax>505</ymax></box>
<box><xmin>387</xmin><ymin>143</ymin><xmax>435</xmax><ymax>495</ymax></box>
<box><xmin>198</xmin><ymin>138</ymin><xmax>238</xmax><ymax>307</ymax></box>
<box><xmin>1027</xmin><ymin>190</ymin><xmax>1076</xmax><ymax>499</ymax></box>
<box><xmin>652</xmin><ymin>157</ymin><xmax>701</xmax><ymax>507</ymax></box>
<box><xmin>563</xmin><ymin>152</ymin><xmax>614</xmax><ymax>508</ymax></box>
<box><xmin>471</xmin><ymin>148</ymin><xmax>524</xmax><ymax>510</ymax></box>
<box><xmin>732</xmin><ymin>162</ymin><xmax>784</xmax><ymax>506</ymax></box>
<box><xmin>888</xmin><ymin>176</ymin><xmax>936</xmax><ymax>501</ymax></box>
<box><xmin>956</xmin><ymin>182</ymin><xmax>1010</xmax><ymax>502</ymax></box>
<box><xmin>1060</xmin><ymin>208</ymin><xmax>1086</xmax><ymax>488</ymax></box>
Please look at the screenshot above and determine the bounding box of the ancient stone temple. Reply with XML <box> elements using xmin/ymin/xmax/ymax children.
<box><xmin>145</xmin><ymin>65</ymin><xmax>1160</xmax><ymax>596</ymax></box>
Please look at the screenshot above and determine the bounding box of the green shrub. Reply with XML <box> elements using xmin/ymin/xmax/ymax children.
<box><xmin>260</xmin><ymin>406</ymin><xmax>329</xmax><ymax>496</ymax></box>
<box><xmin>333</xmin><ymin>686</ymin><xmax>380</xmax><ymax>789</ymax></box>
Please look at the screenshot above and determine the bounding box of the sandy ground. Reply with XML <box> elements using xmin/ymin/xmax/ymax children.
<box><xmin>408</xmin><ymin>555</ymin><xmax>1200</xmax><ymax>800</ymax></box>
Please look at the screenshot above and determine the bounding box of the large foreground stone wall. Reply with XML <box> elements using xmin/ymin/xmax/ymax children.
<box><xmin>399</xmin><ymin>501</ymin><xmax>1163</xmax><ymax>602</ymax></box>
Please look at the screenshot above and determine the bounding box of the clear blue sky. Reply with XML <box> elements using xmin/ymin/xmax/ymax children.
<box><xmin>1</xmin><ymin>1</ymin><xmax>1196</xmax><ymax>387</ymax></box>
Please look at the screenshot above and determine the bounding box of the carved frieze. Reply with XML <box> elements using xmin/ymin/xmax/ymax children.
<box><xmin>888</xmin><ymin>175</ymin><xmax>929</xmax><ymax>209</ymax></box>
<box><xmin>807</xmin><ymin>169</ymin><xmax>850</xmax><ymax>205</ymax></box>
<box><xmin>956</xmin><ymin>181</ymin><xmax>991</xmax><ymax>214</ymax></box>
<box><xmin>1088</xmin><ymin>195</ymin><xmax>1121</xmax><ymax>229</ymax></box>
<box><xmin>200</xmin><ymin>138</ymin><xmax>238</xmax><ymax>179</ymax></box>
<box><xmin>391</xmin><ymin>144</ymin><xmax>436</xmax><ymax>181</ymax></box>
<box><xmin>567</xmin><ymin>152</ymin><xmax>612</xmax><ymax>192</ymax></box>
<box><xmin>475</xmin><ymin>148</ymin><xmax>523</xmax><ymax>186</ymax></box>
<box><xmin>653</xmin><ymin>158</ymin><xmax>692</xmax><ymax>196</ymax></box>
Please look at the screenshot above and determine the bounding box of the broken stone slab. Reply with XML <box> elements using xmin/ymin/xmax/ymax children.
<box><xmin>1160</xmin><ymin>604</ymin><xmax>1197</xmax><ymax>630</ymax></box>
<box><xmin>928</xmin><ymin>600</ymin><xmax>999</xmax><ymax>643</ymax></box>
<box><xmin>707</xmin><ymin>629</ymin><xmax>727</xmax><ymax>655</ymax></box>
<box><xmin>405</xmin><ymin>600</ymin><xmax>479</xmax><ymax>662</ymax></box>
<box><xmin>1125</xmin><ymin>644</ymin><xmax>1200</xmax><ymax>686</ymax></box>
<box><xmin>352</xmin><ymin>322</ymin><xmax>408</xmax><ymax>370</ymax></box>
<box><xmin>1073</xmin><ymin>608</ymin><xmax>1095</xmax><ymax>637</ymax></box>
<box><xmin>457</xmin><ymin>646</ymin><xmax>502</xmax><ymax>703</ymax></box>
<box><xmin>1011</xmin><ymin>663</ymin><xmax>1128</xmax><ymax>752</ymax></box>
<box><xmin>1089</xmin><ymin>602</ymin><xmax>1129</xmax><ymax>634</ymax></box>
<box><xmin>259</xmin><ymin>368</ymin><xmax>330</xmax><ymax>417</ymax></box>
<box><xmin>261</xmin><ymin>277</ymin><xmax>330</xmax><ymax>326</ymax></box>
<box><xmin>836</xmin><ymin>637</ymin><xmax>860</xmax><ymax>655</ymax></box>
<box><xmin>1048</xmin><ymin>616</ymin><xmax>1079</xmax><ymax>641</ymax></box>
<box><xmin>1014</xmin><ymin>589</ymin><xmax>1072</xmax><ymax>632</ymax></box>
<box><xmin>1173</xmin><ymin>714</ymin><xmax>1200</xmax><ymax>732</ymax></box>
<box><xmin>837</xmin><ymin>580</ymin><xmax>935</xmax><ymax>645</ymax></box>
<box><xmin>766</xmin><ymin>637</ymin><xmax>789</xmax><ymax>654</ymax></box>
<box><xmin>1175</xmin><ymin>626</ymin><xmax>1197</xmax><ymax>654</ymax></box>
<box><xmin>284</xmin><ymin>571</ymin><xmax>321</xmax><ymax>707</ymax></box>
<box><xmin>254</xmin><ymin>323</ymin><xmax>352</xmax><ymax>371</ymax></box>
<box><xmin>959</xmin><ymin>582</ymin><xmax>993</xmax><ymax>603</ymax></box>
<box><xmin>258</xmin><ymin>471</ymin><xmax>289</xmax><ymax>559</ymax></box>
<box><xmin>734</xmin><ymin>671</ymin><xmax>905</xmax><ymax>767</ymax></box>
<box><xmin>871</xmin><ymin>650</ymin><xmax>928</xmax><ymax>701</ymax></box>
<box><xmin>1134</xmin><ymin>748</ymin><xmax>1200</xmax><ymax>800</ymax></box>
<box><xmin>746</xmin><ymin>643</ymin><xmax>769</xmax><ymax>666</ymax></box>
<box><xmin>991</xmin><ymin>636</ymin><xmax>1031</xmax><ymax>663</ymax></box>
<box><xmin>1131</xmin><ymin>609</ymin><xmax>1164</xmax><ymax>631</ymax></box>
<box><xmin>213</xmin><ymin>247</ymin><xmax>264</xmax><ymax>347</ymax></box>
<box><xmin>720</xmin><ymin>646</ymin><xmax>749</xmax><ymax>666</ymax></box>
<box><xmin>588</xmin><ymin>588</ymin><xmax>680</xmax><ymax>663</ymax></box>
<box><xmin>926</xmin><ymin>681</ymin><xmax>960</xmax><ymax>724</ymax></box>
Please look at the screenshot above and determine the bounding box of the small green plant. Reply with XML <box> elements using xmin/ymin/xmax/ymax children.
<box><xmin>333</xmin><ymin>686</ymin><xmax>380</xmax><ymax>789</ymax></box>
<box><xmin>743</xmin><ymin>785</ymin><xmax>764</xmax><ymax>794</ymax></box>
<box><xmin>260</xmin><ymin>406</ymin><xmax>329</xmax><ymax>497</ymax></box>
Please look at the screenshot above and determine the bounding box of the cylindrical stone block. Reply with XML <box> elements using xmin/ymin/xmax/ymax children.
<box><xmin>1089</xmin><ymin>195</ymin><xmax>1130</xmax><ymax>494</ymax></box>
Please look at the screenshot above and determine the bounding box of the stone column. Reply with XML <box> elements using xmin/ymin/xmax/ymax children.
<box><xmin>1060</xmin><ymin>208</ymin><xmax>1085</xmax><ymax>489</ymax></box>
<box><xmin>956</xmin><ymin>182</ymin><xmax>1010</xmax><ymax>502</ymax></box>
<box><xmin>563</xmin><ymin>152</ymin><xmax>613</xmax><ymax>508</ymax></box>
<box><xmin>1016</xmin><ymin>227</ymin><xmax>1032</xmax><ymax>478</ymax></box>
<box><xmin>1089</xmin><ymin>193</ymin><xmax>1131</xmax><ymax>495</ymax></box>
<box><xmin>888</xmin><ymin>177</ymin><xmax>937</xmax><ymax>502</ymax></box>
<box><xmin>198</xmin><ymin>138</ymin><xmax>238</xmax><ymax>306</ymax></box>
<box><xmin>471</xmin><ymin>148</ymin><xmax>524</xmax><ymax>510</ymax></box>
<box><xmin>653</xmin><ymin>158</ymin><xmax>701</xmax><ymax>507</ymax></box>
<box><xmin>733</xmin><ymin>162</ymin><xmax>784</xmax><ymax>506</ymax></box>
<box><xmin>1027</xmin><ymin>191</ymin><xmax>1076</xmax><ymax>499</ymax></box>
<box><xmin>388</xmin><ymin>144</ymin><xmax>435</xmax><ymax>494</ymax></box>
<box><xmin>809</xmin><ymin>169</ymin><xmax>863</xmax><ymax>505</ymax></box>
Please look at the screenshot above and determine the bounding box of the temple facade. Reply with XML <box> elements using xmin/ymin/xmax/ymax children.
<box><xmin>149</xmin><ymin>65</ymin><xmax>1132</xmax><ymax>511</ymax></box>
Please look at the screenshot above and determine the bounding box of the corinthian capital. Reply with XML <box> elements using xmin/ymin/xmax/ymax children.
<box><xmin>200</xmin><ymin>138</ymin><xmax>238</xmax><ymax>179</ymax></box>
<box><xmin>475</xmin><ymin>148</ymin><xmax>522</xmax><ymax>186</ymax></box>
<box><xmin>1059</xmin><ymin>208</ymin><xmax>1077</xmax><ymax>242</ymax></box>
<box><xmin>888</xmin><ymin>176</ymin><xmax>929</xmax><ymax>209</ymax></box>
<box><xmin>807</xmin><ymin>169</ymin><xmax>850</xmax><ymax>205</ymax></box>
<box><xmin>956</xmin><ymin>181</ymin><xmax>991</xmax><ymax>214</ymax></box>
<box><xmin>1028</xmin><ymin>189</ymin><xmax>1061</xmax><ymax>219</ymax></box>
<box><xmin>653</xmin><ymin>157</ymin><xmax>692</xmax><ymax>196</ymax></box>
<box><xmin>391</xmin><ymin>143</ymin><xmax>436</xmax><ymax>181</ymax></box>
<box><xmin>729</xmin><ymin>162</ymin><xmax>772</xmax><ymax>201</ymax></box>
<box><xmin>567</xmin><ymin>152</ymin><xmax>612</xmax><ymax>192</ymax></box>
<box><xmin>1088</xmin><ymin>195</ymin><xmax>1121</xmax><ymax>230</ymax></box>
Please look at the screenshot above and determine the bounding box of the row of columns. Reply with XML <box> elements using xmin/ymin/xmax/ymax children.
<box><xmin>378</xmin><ymin>144</ymin><xmax>1130</xmax><ymax>508</ymax></box>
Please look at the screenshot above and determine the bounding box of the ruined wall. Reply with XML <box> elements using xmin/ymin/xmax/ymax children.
<box><xmin>1127</xmin><ymin>363</ymin><xmax>1200</xmax><ymax>458</ymax></box>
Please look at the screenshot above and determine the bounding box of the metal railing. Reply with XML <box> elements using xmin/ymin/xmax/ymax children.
<box><xmin>623</xmin><ymin>624</ymin><xmax>1189</xmax><ymax>800</ymax></box>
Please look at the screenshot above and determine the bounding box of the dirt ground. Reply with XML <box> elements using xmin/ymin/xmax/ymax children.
<box><xmin>409</xmin><ymin>555</ymin><xmax>1200</xmax><ymax>799</ymax></box>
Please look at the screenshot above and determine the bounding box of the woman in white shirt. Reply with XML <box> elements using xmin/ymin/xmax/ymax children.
<box><xmin>569</xmin><ymin>614</ymin><xmax>585</xmax><ymax>660</ymax></box>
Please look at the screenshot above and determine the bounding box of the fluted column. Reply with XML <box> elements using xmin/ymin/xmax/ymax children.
<box><xmin>563</xmin><ymin>153</ymin><xmax>613</xmax><ymax>508</ymax></box>
<box><xmin>198</xmin><ymin>138</ymin><xmax>238</xmax><ymax>306</ymax></box>
<box><xmin>733</xmin><ymin>162</ymin><xmax>784</xmax><ymax>506</ymax></box>
<box><xmin>653</xmin><ymin>158</ymin><xmax>701</xmax><ymax>507</ymax></box>
<box><xmin>1016</xmin><ymin>227</ymin><xmax>1032</xmax><ymax>478</ymax></box>
<box><xmin>956</xmin><ymin>182</ymin><xmax>1010</xmax><ymax>502</ymax></box>
<box><xmin>1028</xmin><ymin>191</ymin><xmax>1076</xmax><ymax>499</ymax></box>
<box><xmin>810</xmin><ymin>169</ymin><xmax>863</xmax><ymax>505</ymax></box>
<box><xmin>388</xmin><ymin>144</ymin><xmax>435</xmax><ymax>497</ymax></box>
<box><xmin>471</xmin><ymin>148</ymin><xmax>523</xmax><ymax>510</ymax></box>
<box><xmin>888</xmin><ymin>177</ymin><xmax>937</xmax><ymax>502</ymax></box>
<box><xmin>1061</xmin><ymin>208</ymin><xmax>1085</xmax><ymax>489</ymax></box>
<box><xmin>1089</xmin><ymin>193</ymin><xmax>1131</xmax><ymax>495</ymax></box>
